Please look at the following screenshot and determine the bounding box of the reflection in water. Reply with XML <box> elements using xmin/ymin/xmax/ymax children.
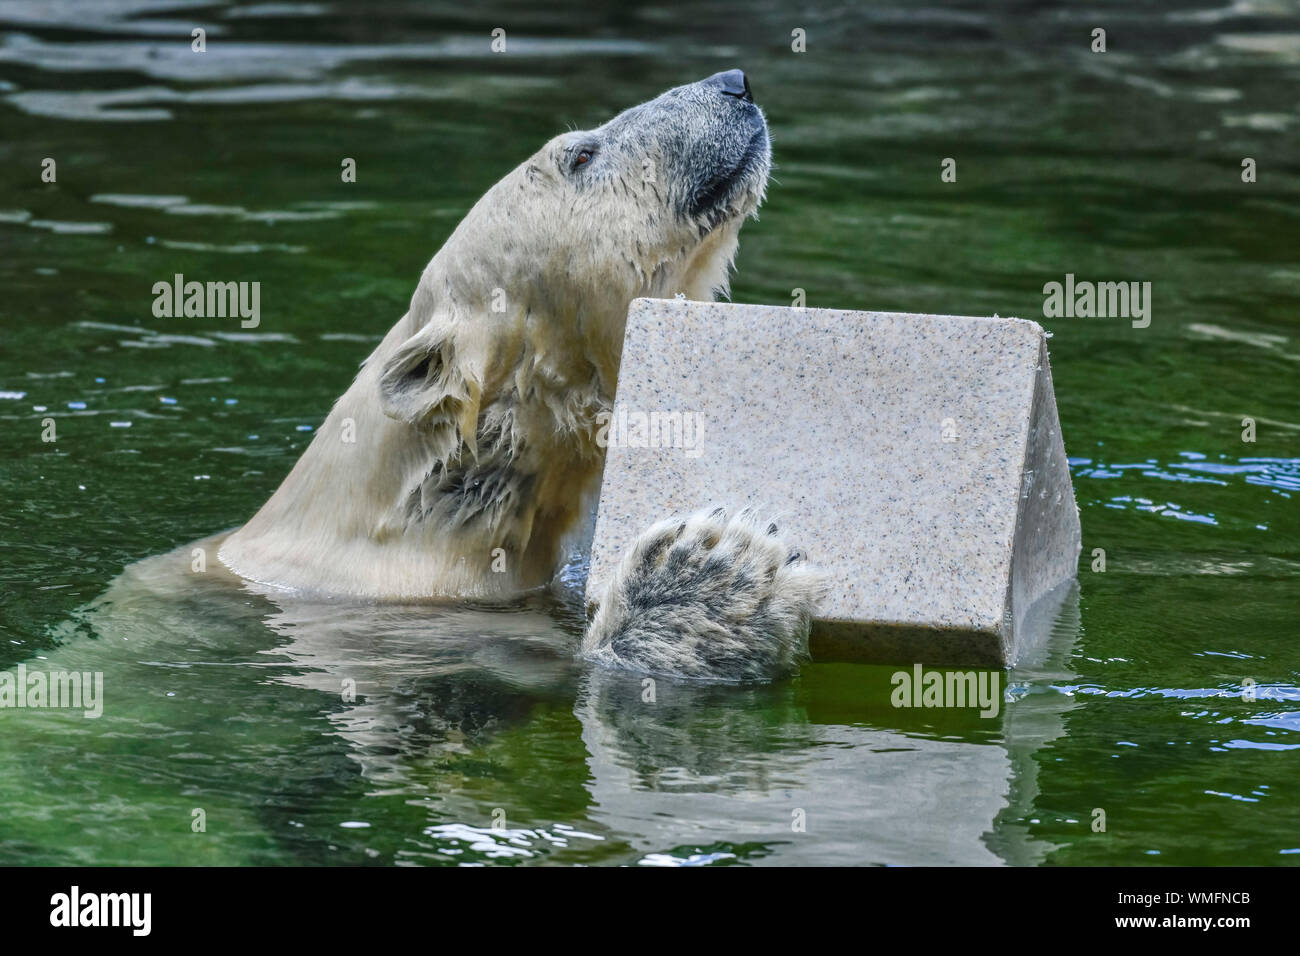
<box><xmin>578</xmin><ymin>585</ymin><xmax>1082</xmax><ymax>866</ymax></box>
<box><xmin>0</xmin><ymin>536</ymin><xmax>1083</xmax><ymax>865</ymax></box>
<box><xmin>579</xmin><ymin>672</ymin><xmax>1017</xmax><ymax>865</ymax></box>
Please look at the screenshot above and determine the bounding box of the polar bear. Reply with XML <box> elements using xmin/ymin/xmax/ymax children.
<box><xmin>219</xmin><ymin>71</ymin><xmax>824</xmax><ymax>680</ymax></box>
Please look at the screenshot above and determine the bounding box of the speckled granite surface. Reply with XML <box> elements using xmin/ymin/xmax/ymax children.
<box><xmin>587</xmin><ymin>298</ymin><xmax>1082</xmax><ymax>668</ymax></box>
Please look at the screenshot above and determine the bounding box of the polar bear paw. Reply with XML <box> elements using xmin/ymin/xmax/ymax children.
<box><xmin>582</xmin><ymin>508</ymin><xmax>827</xmax><ymax>682</ymax></box>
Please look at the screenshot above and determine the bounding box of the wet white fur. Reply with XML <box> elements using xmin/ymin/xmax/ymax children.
<box><xmin>583</xmin><ymin>508</ymin><xmax>827</xmax><ymax>681</ymax></box>
<box><xmin>217</xmin><ymin>78</ymin><xmax>822</xmax><ymax>680</ymax></box>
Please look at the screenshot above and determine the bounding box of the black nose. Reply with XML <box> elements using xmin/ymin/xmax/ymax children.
<box><xmin>704</xmin><ymin>69</ymin><xmax>753</xmax><ymax>103</ymax></box>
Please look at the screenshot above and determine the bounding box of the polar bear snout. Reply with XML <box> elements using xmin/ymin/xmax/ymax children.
<box><xmin>676</xmin><ymin>70</ymin><xmax>770</xmax><ymax>223</ymax></box>
<box><xmin>580</xmin><ymin>69</ymin><xmax>771</xmax><ymax>233</ymax></box>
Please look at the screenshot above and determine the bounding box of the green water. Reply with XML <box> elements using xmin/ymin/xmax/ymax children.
<box><xmin>0</xmin><ymin>0</ymin><xmax>1297</xmax><ymax>866</ymax></box>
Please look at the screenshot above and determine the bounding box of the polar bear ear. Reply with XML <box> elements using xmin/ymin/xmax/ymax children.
<box><xmin>378</xmin><ymin>323</ymin><xmax>481</xmax><ymax>448</ymax></box>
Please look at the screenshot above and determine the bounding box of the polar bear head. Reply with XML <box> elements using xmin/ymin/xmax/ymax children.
<box><xmin>515</xmin><ymin>67</ymin><xmax>772</xmax><ymax>300</ymax></box>
<box><xmin>396</xmin><ymin>70</ymin><xmax>772</xmax><ymax>403</ymax></box>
